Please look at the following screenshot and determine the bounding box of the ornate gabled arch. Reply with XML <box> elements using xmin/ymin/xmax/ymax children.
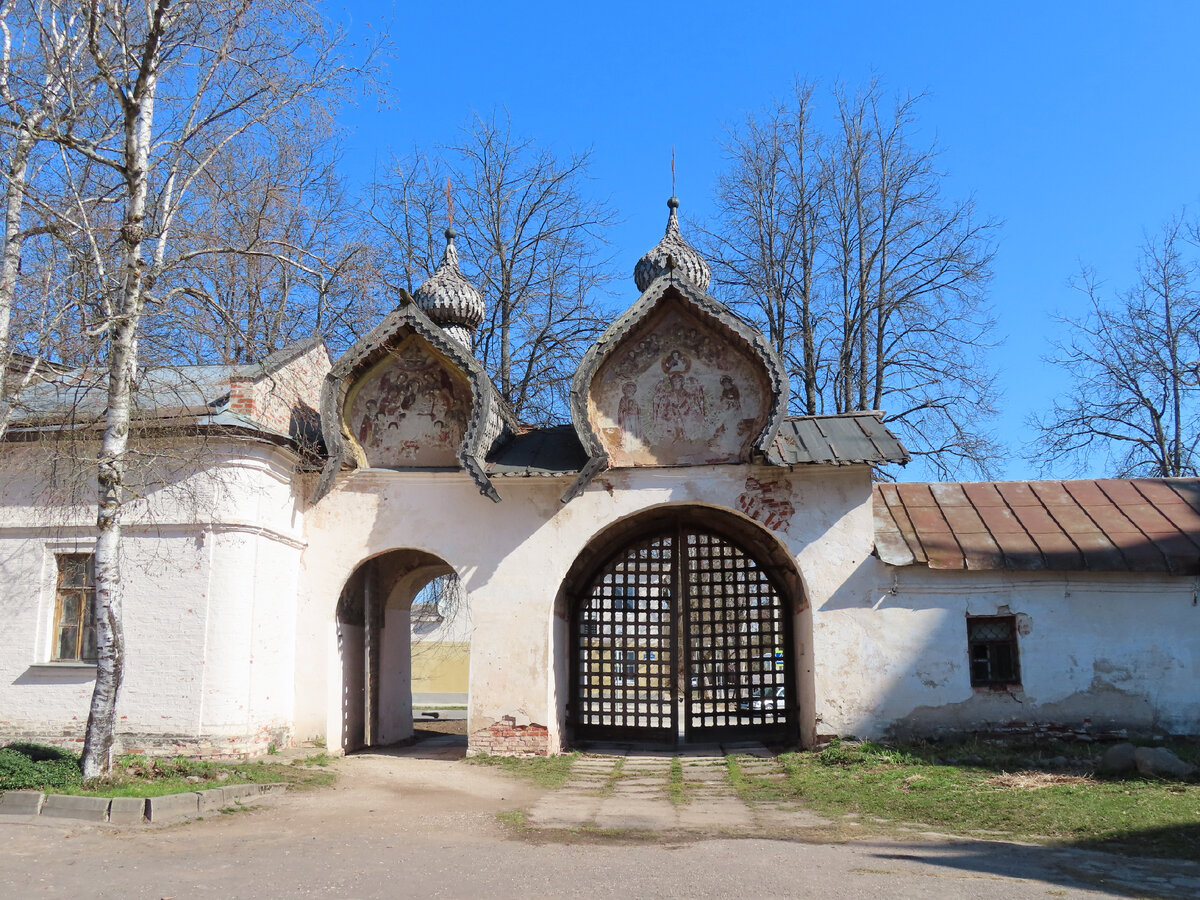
<box><xmin>565</xmin><ymin>274</ymin><xmax>789</xmax><ymax>501</ymax></box>
<box><xmin>314</xmin><ymin>294</ymin><xmax>517</xmax><ymax>503</ymax></box>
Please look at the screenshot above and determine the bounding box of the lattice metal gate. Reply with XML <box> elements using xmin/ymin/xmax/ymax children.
<box><xmin>571</xmin><ymin>525</ymin><xmax>796</xmax><ymax>745</ymax></box>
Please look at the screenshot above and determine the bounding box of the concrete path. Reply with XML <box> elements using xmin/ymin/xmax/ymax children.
<box><xmin>528</xmin><ymin>743</ymin><xmax>828</xmax><ymax>833</ymax></box>
<box><xmin>5</xmin><ymin>741</ymin><xmax>1200</xmax><ymax>898</ymax></box>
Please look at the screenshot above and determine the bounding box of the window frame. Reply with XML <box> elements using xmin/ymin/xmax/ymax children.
<box><xmin>52</xmin><ymin>552</ymin><xmax>98</xmax><ymax>663</ymax></box>
<box><xmin>966</xmin><ymin>614</ymin><xmax>1021</xmax><ymax>689</ymax></box>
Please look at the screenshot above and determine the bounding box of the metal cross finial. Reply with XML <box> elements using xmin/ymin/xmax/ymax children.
<box><xmin>445</xmin><ymin>177</ymin><xmax>455</xmax><ymax>228</ymax></box>
<box><xmin>671</xmin><ymin>147</ymin><xmax>675</xmax><ymax>197</ymax></box>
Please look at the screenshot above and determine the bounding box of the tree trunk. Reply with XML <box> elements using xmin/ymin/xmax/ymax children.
<box><xmin>0</xmin><ymin>126</ymin><xmax>35</xmax><ymax>439</ymax></box>
<box><xmin>81</xmin><ymin>57</ymin><xmax>157</xmax><ymax>780</ymax></box>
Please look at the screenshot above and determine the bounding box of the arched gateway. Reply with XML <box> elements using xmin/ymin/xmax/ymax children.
<box><xmin>567</xmin><ymin>508</ymin><xmax>801</xmax><ymax>746</ymax></box>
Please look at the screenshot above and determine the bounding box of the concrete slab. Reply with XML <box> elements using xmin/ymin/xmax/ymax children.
<box><xmin>220</xmin><ymin>784</ymin><xmax>260</xmax><ymax>802</ymax></box>
<box><xmin>41</xmin><ymin>794</ymin><xmax>111</xmax><ymax>823</ymax></box>
<box><xmin>146</xmin><ymin>791</ymin><xmax>199</xmax><ymax>823</ymax></box>
<box><xmin>0</xmin><ymin>790</ymin><xmax>44</xmax><ymax>815</ymax></box>
<box><xmin>108</xmin><ymin>797</ymin><xmax>147</xmax><ymax>825</ymax></box>
<box><xmin>197</xmin><ymin>789</ymin><xmax>226</xmax><ymax>813</ymax></box>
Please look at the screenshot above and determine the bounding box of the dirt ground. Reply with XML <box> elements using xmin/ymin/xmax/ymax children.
<box><xmin>3</xmin><ymin>749</ymin><xmax>1200</xmax><ymax>899</ymax></box>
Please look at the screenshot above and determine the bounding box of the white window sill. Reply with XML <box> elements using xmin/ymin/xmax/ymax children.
<box><xmin>29</xmin><ymin>661</ymin><xmax>98</xmax><ymax>670</ymax></box>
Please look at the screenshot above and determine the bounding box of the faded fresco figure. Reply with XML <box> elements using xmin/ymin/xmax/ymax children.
<box><xmin>618</xmin><ymin>381</ymin><xmax>644</xmax><ymax>451</ymax></box>
<box><xmin>346</xmin><ymin>337</ymin><xmax>470</xmax><ymax>467</ymax></box>
<box><xmin>720</xmin><ymin>375</ymin><xmax>740</xmax><ymax>410</ymax></box>
<box><xmin>591</xmin><ymin>305</ymin><xmax>772</xmax><ymax>466</ymax></box>
<box><xmin>653</xmin><ymin>353</ymin><xmax>707</xmax><ymax>441</ymax></box>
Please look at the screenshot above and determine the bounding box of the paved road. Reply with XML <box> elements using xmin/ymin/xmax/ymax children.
<box><xmin>3</xmin><ymin>738</ymin><xmax>1199</xmax><ymax>899</ymax></box>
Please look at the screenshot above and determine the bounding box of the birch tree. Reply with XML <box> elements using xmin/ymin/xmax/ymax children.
<box><xmin>1033</xmin><ymin>215</ymin><xmax>1200</xmax><ymax>477</ymax></box>
<box><xmin>17</xmin><ymin>0</ymin><xmax>360</xmax><ymax>778</ymax></box>
<box><xmin>0</xmin><ymin>1</ymin><xmax>95</xmax><ymax>436</ymax></box>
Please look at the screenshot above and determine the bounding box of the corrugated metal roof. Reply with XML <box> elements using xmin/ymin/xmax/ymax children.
<box><xmin>9</xmin><ymin>365</ymin><xmax>237</xmax><ymax>423</ymax></box>
<box><xmin>874</xmin><ymin>479</ymin><xmax>1200</xmax><ymax>574</ymax></box>
<box><xmin>769</xmin><ymin>412</ymin><xmax>909</xmax><ymax>466</ymax></box>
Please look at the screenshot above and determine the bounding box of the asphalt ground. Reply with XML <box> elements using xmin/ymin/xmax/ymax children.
<box><xmin>3</xmin><ymin>734</ymin><xmax>1199</xmax><ymax>899</ymax></box>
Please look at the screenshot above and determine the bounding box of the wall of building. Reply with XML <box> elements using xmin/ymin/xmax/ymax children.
<box><xmin>0</xmin><ymin>440</ymin><xmax>305</xmax><ymax>757</ymax></box>
<box><xmin>813</xmin><ymin>563</ymin><xmax>1200</xmax><ymax>740</ymax></box>
<box><xmin>296</xmin><ymin>462</ymin><xmax>874</xmax><ymax>755</ymax></box>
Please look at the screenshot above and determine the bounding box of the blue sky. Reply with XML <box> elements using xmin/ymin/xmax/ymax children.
<box><xmin>331</xmin><ymin>1</ymin><xmax>1200</xmax><ymax>480</ymax></box>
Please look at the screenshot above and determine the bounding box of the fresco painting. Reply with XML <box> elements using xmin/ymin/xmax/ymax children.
<box><xmin>345</xmin><ymin>335</ymin><xmax>471</xmax><ymax>468</ymax></box>
<box><xmin>591</xmin><ymin>306</ymin><xmax>771</xmax><ymax>466</ymax></box>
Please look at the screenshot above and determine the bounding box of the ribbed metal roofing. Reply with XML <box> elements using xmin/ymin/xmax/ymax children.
<box><xmin>769</xmin><ymin>412</ymin><xmax>910</xmax><ymax>466</ymax></box>
<box><xmin>874</xmin><ymin>478</ymin><xmax>1200</xmax><ymax>574</ymax></box>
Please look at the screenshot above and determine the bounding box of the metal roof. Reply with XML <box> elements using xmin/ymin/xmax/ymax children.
<box><xmin>486</xmin><ymin>425</ymin><xmax>590</xmax><ymax>476</ymax></box>
<box><xmin>874</xmin><ymin>478</ymin><xmax>1200</xmax><ymax>574</ymax></box>
<box><xmin>484</xmin><ymin>412</ymin><xmax>906</xmax><ymax>477</ymax></box>
<box><xmin>769</xmin><ymin>412</ymin><xmax>909</xmax><ymax>467</ymax></box>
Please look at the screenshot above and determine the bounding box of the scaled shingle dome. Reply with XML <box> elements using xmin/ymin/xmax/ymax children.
<box><xmin>633</xmin><ymin>196</ymin><xmax>711</xmax><ymax>292</ymax></box>
<box><xmin>412</xmin><ymin>227</ymin><xmax>485</xmax><ymax>348</ymax></box>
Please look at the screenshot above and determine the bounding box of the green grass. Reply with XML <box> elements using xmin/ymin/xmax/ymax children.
<box><xmin>0</xmin><ymin>744</ymin><xmax>336</xmax><ymax>798</ymax></box>
<box><xmin>467</xmin><ymin>752</ymin><xmax>578</xmax><ymax>789</ymax></box>
<box><xmin>735</xmin><ymin>739</ymin><xmax>1200</xmax><ymax>861</ymax></box>
<box><xmin>667</xmin><ymin>757</ymin><xmax>687</xmax><ymax>805</ymax></box>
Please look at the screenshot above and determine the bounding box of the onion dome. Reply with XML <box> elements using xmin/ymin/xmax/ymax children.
<box><xmin>413</xmin><ymin>227</ymin><xmax>485</xmax><ymax>349</ymax></box>
<box><xmin>633</xmin><ymin>196</ymin><xmax>711</xmax><ymax>293</ymax></box>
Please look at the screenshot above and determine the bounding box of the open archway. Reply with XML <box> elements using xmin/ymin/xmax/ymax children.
<box><xmin>557</xmin><ymin>506</ymin><xmax>809</xmax><ymax>748</ymax></box>
<box><xmin>335</xmin><ymin>549</ymin><xmax>457</xmax><ymax>752</ymax></box>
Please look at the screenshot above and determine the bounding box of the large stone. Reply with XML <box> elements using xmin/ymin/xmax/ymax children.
<box><xmin>107</xmin><ymin>797</ymin><xmax>147</xmax><ymax>825</ymax></box>
<box><xmin>1096</xmin><ymin>742</ymin><xmax>1137</xmax><ymax>774</ymax></box>
<box><xmin>146</xmin><ymin>791</ymin><xmax>199</xmax><ymax>823</ymax></box>
<box><xmin>1133</xmin><ymin>746</ymin><xmax>1197</xmax><ymax>779</ymax></box>
<box><xmin>41</xmin><ymin>794</ymin><xmax>111</xmax><ymax>822</ymax></box>
<box><xmin>0</xmin><ymin>791</ymin><xmax>45</xmax><ymax>815</ymax></box>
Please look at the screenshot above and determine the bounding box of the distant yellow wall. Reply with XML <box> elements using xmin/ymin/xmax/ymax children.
<box><xmin>410</xmin><ymin>641</ymin><xmax>470</xmax><ymax>693</ymax></box>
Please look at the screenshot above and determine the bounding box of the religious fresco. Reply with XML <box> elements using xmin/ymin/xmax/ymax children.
<box><xmin>590</xmin><ymin>304</ymin><xmax>772</xmax><ymax>466</ymax></box>
<box><xmin>344</xmin><ymin>335</ymin><xmax>471</xmax><ymax>468</ymax></box>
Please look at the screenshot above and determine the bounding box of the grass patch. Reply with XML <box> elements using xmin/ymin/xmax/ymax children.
<box><xmin>748</xmin><ymin>739</ymin><xmax>1200</xmax><ymax>861</ymax></box>
<box><xmin>497</xmin><ymin>809</ymin><xmax>528</xmax><ymax>829</ymax></box>
<box><xmin>293</xmin><ymin>752</ymin><xmax>334</xmax><ymax>767</ymax></box>
<box><xmin>725</xmin><ymin>755</ymin><xmax>787</xmax><ymax>804</ymax></box>
<box><xmin>0</xmin><ymin>744</ymin><xmax>335</xmax><ymax>798</ymax></box>
<box><xmin>667</xmin><ymin>757</ymin><xmax>686</xmax><ymax>806</ymax></box>
<box><xmin>468</xmin><ymin>752</ymin><xmax>578</xmax><ymax>789</ymax></box>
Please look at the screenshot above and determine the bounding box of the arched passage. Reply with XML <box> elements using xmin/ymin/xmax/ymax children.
<box><xmin>557</xmin><ymin>506</ymin><xmax>809</xmax><ymax>747</ymax></box>
<box><xmin>335</xmin><ymin>549</ymin><xmax>455</xmax><ymax>752</ymax></box>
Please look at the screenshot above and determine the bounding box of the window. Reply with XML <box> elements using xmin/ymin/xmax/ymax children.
<box><xmin>967</xmin><ymin>615</ymin><xmax>1020</xmax><ymax>687</ymax></box>
<box><xmin>53</xmin><ymin>554</ymin><xmax>96</xmax><ymax>662</ymax></box>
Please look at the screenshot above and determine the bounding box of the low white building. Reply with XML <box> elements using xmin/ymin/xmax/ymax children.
<box><xmin>2</xmin><ymin>201</ymin><xmax>1198</xmax><ymax>757</ymax></box>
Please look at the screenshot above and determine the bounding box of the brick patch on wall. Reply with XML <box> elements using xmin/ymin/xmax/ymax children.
<box><xmin>0</xmin><ymin>723</ymin><xmax>292</xmax><ymax>760</ymax></box>
<box><xmin>468</xmin><ymin>716</ymin><xmax>549</xmax><ymax>757</ymax></box>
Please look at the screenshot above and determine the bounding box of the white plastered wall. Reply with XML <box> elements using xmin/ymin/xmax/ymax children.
<box><xmin>0</xmin><ymin>439</ymin><xmax>305</xmax><ymax>754</ymax></box>
<box><xmin>814</xmin><ymin>562</ymin><xmax>1200</xmax><ymax>739</ymax></box>
<box><xmin>296</xmin><ymin>463</ymin><xmax>874</xmax><ymax>753</ymax></box>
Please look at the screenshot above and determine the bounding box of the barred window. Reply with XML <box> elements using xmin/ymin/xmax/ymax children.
<box><xmin>54</xmin><ymin>554</ymin><xmax>97</xmax><ymax>662</ymax></box>
<box><xmin>967</xmin><ymin>615</ymin><xmax>1020</xmax><ymax>687</ymax></box>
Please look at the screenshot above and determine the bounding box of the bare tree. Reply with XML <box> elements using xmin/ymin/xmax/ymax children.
<box><xmin>0</xmin><ymin>1</ymin><xmax>97</xmax><ymax>436</ymax></box>
<box><xmin>8</xmin><ymin>0</ymin><xmax>364</xmax><ymax>778</ymax></box>
<box><xmin>369</xmin><ymin>113</ymin><xmax>615</xmax><ymax>423</ymax></box>
<box><xmin>150</xmin><ymin>131</ymin><xmax>366</xmax><ymax>364</ymax></box>
<box><xmin>1033</xmin><ymin>215</ymin><xmax>1200</xmax><ymax>477</ymax></box>
<box><xmin>706</xmin><ymin>80</ymin><xmax>1001</xmax><ymax>477</ymax></box>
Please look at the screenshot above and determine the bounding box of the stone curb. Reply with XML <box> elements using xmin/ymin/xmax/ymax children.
<box><xmin>0</xmin><ymin>783</ymin><xmax>288</xmax><ymax>826</ymax></box>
